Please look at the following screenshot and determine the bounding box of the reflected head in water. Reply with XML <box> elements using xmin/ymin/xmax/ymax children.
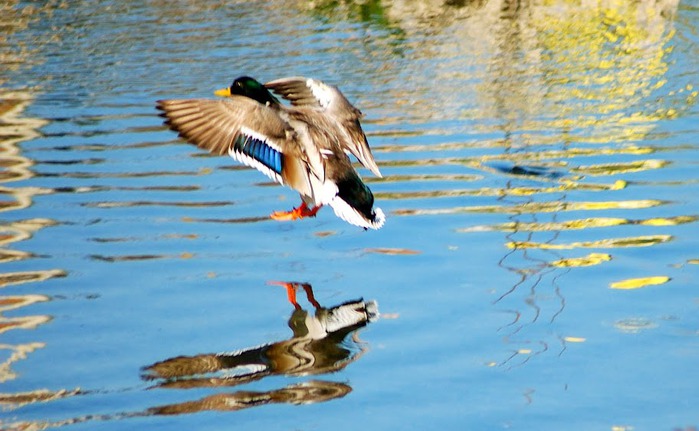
<box><xmin>157</xmin><ymin>75</ymin><xmax>384</xmax><ymax>229</ymax></box>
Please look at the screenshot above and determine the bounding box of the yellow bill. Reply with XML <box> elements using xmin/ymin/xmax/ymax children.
<box><xmin>214</xmin><ymin>87</ymin><xmax>232</xmax><ymax>97</ymax></box>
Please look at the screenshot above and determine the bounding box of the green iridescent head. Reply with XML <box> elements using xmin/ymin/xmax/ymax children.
<box><xmin>215</xmin><ymin>76</ymin><xmax>279</xmax><ymax>106</ymax></box>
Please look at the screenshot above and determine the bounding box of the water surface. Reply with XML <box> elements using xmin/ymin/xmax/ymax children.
<box><xmin>1</xmin><ymin>1</ymin><xmax>698</xmax><ymax>430</ymax></box>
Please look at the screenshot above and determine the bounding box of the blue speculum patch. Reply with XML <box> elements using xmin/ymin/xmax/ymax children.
<box><xmin>235</xmin><ymin>134</ymin><xmax>283</xmax><ymax>173</ymax></box>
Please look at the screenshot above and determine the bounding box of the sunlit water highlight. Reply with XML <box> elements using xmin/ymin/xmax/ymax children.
<box><xmin>1</xmin><ymin>1</ymin><xmax>698</xmax><ymax>430</ymax></box>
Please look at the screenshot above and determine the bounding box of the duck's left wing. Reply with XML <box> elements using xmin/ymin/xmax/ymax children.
<box><xmin>265</xmin><ymin>77</ymin><xmax>382</xmax><ymax>178</ymax></box>
<box><xmin>156</xmin><ymin>97</ymin><xmax>312</xmax><ymax>186</ymax></box>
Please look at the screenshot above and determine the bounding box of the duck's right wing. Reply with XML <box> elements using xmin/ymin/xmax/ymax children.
<box><xmin>265</xmin><ymin>77</ymin><xmax>382</xmax><ymax>178</ymax></box>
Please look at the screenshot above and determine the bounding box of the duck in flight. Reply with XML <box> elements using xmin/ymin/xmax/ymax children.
<box><xmin>156</xmin><ymin>76</ymin><xmax>385</xmax><ymax>230</ymax></box>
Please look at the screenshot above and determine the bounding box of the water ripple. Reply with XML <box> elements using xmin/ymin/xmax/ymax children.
<box><xmin>1</xmin><ymin>0</ymin><xmax>697</xmax><ymax>428</ymax></box>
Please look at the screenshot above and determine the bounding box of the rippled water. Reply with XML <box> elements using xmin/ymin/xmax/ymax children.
<box><xmin>1</xmin><ymin>1</ymin><xmax>698</xmax><ymax>430</ymax></box>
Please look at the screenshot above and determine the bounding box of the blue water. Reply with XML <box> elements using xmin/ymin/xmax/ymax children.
<box><xmin>1</xmin><ymin>1</ymin><xmax>697</xmax><ymax>430</ymax></box>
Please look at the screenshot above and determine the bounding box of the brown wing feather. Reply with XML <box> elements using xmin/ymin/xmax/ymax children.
<box><xmin>265</xmin><ymin>77</ymin><xmax>382</xmax><ymax>177</ymax></box>
<box><xmin>157</xmin><ymin>97</ymin><xmax>293</xmax><ymax>156</ymax></box>
<box><xmin>157</xmin><ymin>97</ymin><xmax>324</xmax><ymax>201</ymax></box>
<box><xmin>265</xmin><ymin>76</ymin><xmax>329</xmax><ymax>108</ymax></box>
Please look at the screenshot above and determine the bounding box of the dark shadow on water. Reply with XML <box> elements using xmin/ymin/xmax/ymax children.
<box><xmin>483</xmin><ymin>162</ymin><xmax>567</xmax><ymax>180</ymax></box>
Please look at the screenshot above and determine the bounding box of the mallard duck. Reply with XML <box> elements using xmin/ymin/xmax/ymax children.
<box><xmin>156</xmin><ymin>76</ymin><xmax>385</xmax><ymax>229</ymax></box>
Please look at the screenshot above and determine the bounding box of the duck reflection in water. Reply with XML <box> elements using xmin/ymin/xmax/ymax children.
<box><xmin>141</xmin><ymin>282</ymin><xmax>378</xmax><ymax>414</ymax></box>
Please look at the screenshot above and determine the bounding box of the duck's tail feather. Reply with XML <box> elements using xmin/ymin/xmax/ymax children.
<box><xmin>327</xmin><ymin>175</ymin><xmax>385</xmax><ymax>229</ymax></box>
<box><xmin>329</xmin><ymin>198</ymin><xmax>385</xmax><ymax>230</ymax></box>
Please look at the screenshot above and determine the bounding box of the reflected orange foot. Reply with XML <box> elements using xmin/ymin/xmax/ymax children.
<box><xmin>268</xmin><ymin>281</ymin><xmax>301</xmax><ymax>310</ymax></box>
<box><xmin>270</xmin><ymin>202</ymin><xmax>321</xmax><ymax>221</ymax></box>
<box><xmin>268</xmin><ymin>280</ymin><xmax>321</xmax><ymax>310</ymax></box>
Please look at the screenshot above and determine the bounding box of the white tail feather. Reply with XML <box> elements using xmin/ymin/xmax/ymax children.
<box><xmin>328</xmin><ymin>198</ymin><xmax>385</xmax><ymax>230</ymax></box>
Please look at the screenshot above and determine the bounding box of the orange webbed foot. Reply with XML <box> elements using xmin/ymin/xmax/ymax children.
<box><xmin>270</xmin><ymin>202</ymin><xmax>321</xmax><ymax>221</ymax></box>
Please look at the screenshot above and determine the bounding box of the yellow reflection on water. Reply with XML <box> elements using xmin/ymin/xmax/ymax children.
<box><xmin>299</xmin><ymin>0</ymin><xmax>687</xmax><ymax>384</ymax></box>
<box><xmin>610</xmin><ymin>276</ymin><xmax>670</xmax><ymax>290</ymax></box>
<box><xmin>461</xmin><ymin>214</ymin><xmax>696</xmax><ymax>233</ymax></box>
<box><xmin>507</xmin><ymin>234</ymin><xmax>672</xmax><ymax>250</ymax></box>
<box><xmin>551</xmin><ymin>253</ymin><xmax>612</xmax><ymax>268</ymax></box>
<box><xmin>461</xmin><ymin>217</ymin><xmax>627</xmax><ymax>233</ymax></box>
<box><xmin>530</xmin><ymin>0</ymin><xmax>682</xmax><ymax>142</ymax></box>
<box><xmin>398</xmin><ymin>199</ymin><xmax>664</xmax><ymax>216</ymax></box>
<box><xmin>572</xmin><ymin>159</ymin><xmax>669</xmax><ymax>176</ymax></box>
<box><xmin>640</xmin><ymin>215</ymin><xmax>697</xmax><ymax>226</ymax></box>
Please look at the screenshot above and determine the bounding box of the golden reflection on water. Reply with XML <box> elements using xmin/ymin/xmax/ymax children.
<box><xmin>396</xmin><ymin>199</ymin><xmax>666</xmax><ymax>216</ymax></box>
<box><xmin>609</xmin><ymin>275</ymin><xmax>670</xmax><ymax>290</ymax></box>
<box><xmin>347</xmin><ymin>0</ymin><xmax>688</xmax><ymax>371</ymax></box>
<box><xmin>0</xmin><ymin>91</ymin><xmax>62</xmax><ymax>412</ymax></box>
<box><xmin>550</xmin><ymin>253</ymin><xmax>612</xmax><ymax>268</ymax></box>
<box><xmin>507</xmin><ymin>234</ymin><xmax>673</xmax><ymax>250</ymax></box>
<box><xmin>286</xmin><ymin>0</ymin><xmax>691</xmax><ymax>374</ymax></box>
<box><xmin>461</xmin><ymin>214</ymin><xmax>696</xmax><ymax>233</ymax></box>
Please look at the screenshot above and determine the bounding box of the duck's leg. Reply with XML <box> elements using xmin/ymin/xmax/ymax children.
<box><xmin>299</xmin><ymin>282</ymin><xmax>321</xmax><ymax>309</ymax></box>
<box><xmin>285</xmin><ymin>283</ymin><xmax>302</xmax><ymax>311</ymax></box>
<box><xmin>268</xmin><ymin>281</ymin><xmax>302</xmax><ymax>310</ymax></box>
<box><xmin>270</xmin><ymin>202</ymin><xmax>322</xmax><ymax>221</ymax></box>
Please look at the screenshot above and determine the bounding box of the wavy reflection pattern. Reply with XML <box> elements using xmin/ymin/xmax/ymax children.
<box><xmin>1</xmin><ymin>282</ymin><xmax>377</xmax><ymax>426</ymax></box>
<box><xmin>141</xmin><ymin>282</ymin><xmax>377</xmax><ymax>415</ymax></box>
<box><xmin>0</xmin><ymin>93</ymin><xmax>63</xmax><ymax>390</ymax></box>
<box><xmin>313</xmin><ymin>0</ymin><xmax>687</xmax><ymax>367</ymax></box>
<box><xmin>0</xmin><ymin>0</ymin><xmax>695</xmax><ymax>427</ymax></box>
<box><xmin>0</xmin><ymin>2</ymin><xmax>79</xmax><ymax>420</ymax></box>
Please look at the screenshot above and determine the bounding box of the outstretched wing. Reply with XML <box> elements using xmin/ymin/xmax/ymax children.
<box><xmin>156</xmin><ymin>97</ymin><xmax>324</xmax><ymax>199</ymax></box>
<box><xmin>265</xmin><ymin>77</ymin><xmax>382</xmax><ymax>178</ymax></box>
